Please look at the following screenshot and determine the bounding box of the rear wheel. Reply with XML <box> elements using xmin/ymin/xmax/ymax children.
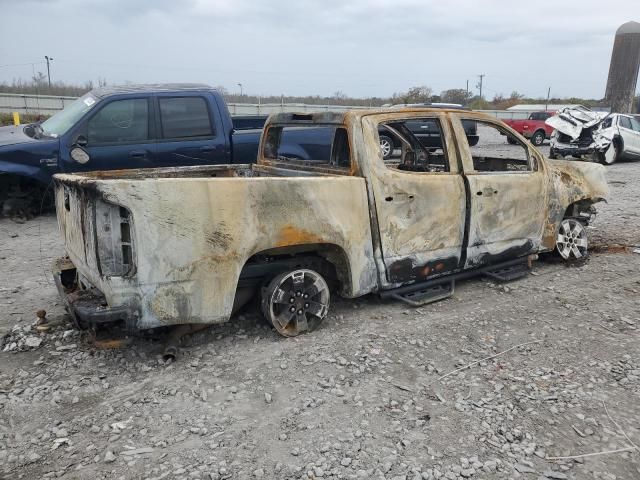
<box><xmin>556</xmin><ymin>219</ymin><xmax>588</xmax><ymax>261</ymax></box>
<box><xmin>506</xmin><ymin>136</ymin><xmax>518</xmax><ymax>145</ymax></box>
<box><xmin>530</xmin><ymin>130</ymin><xmax>545</xmax><ymax>147</ymax></box>
<box><xmin>379</xmin><ymin>135</ymin><xmax>394</xmax><ymax>160</ymax></box>
<box><xmin>261</xmin><ymin>269</ymin><xmax>330</xmax><ymax>337</ymax></box>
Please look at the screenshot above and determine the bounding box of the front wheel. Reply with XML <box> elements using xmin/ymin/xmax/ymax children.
<box><xmin>530</xmin><ymin>130</ymin><xmax>545</xmax><ymax>147</ymax></box>
<box><xmin>598</xmin><ymin>141</ymin><xmax>619</xmax><ymax>165</ymax></box>
<box><xmin>261</xmin><ymin>269</ymin><xmax>330</xmax><ymax>337</ymax></box>
<box><xmin>556</xmin><ymin>218</ymin><xmax>588</xmax><ymax>261</ymax></box>
<box><xmin>548</xmin><ymin>147</ymin><xmax>562</xmax><ymax>159</ymax></box>
<box><xmin>379</xmin><ymin>135</ymin><xmax>394</xmax><ymax>160</ymax></box>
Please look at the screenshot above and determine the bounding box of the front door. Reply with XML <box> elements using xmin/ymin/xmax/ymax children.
<box><xmin>63</xmin><ymin>97</ymin><xmax>156</xmax><ymax>172</ymax></box>
<box><xmin>363</xmin><ymin>113</ymin><xmax>467</xmax><ymax>286</ymax></box>
<box><xmin>450</xmin><ymin>115</ymin><xmax>547</xmax><ymax>268</ymax></box>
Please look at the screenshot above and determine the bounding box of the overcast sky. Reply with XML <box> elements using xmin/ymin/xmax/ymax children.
<box><xmin>0</xmin><ymin>0</ymin><xmax>637</xmax><ymax>99</ymax></box>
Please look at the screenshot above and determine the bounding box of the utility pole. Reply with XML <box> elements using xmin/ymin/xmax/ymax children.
<box><xmin>477</xmin><ymin>74</ymin><xmax>485</xmax><ymax>100</ymax></box>
<box><xmin>45</xmin><ymin>55</ymin><xmax>53</xmax><ymax>88</ymax></box>
<box><xmin>465</xmin><ymin>80</ymin><xmax>469</xmax><ymax>101</ymax></box>
<box><xmin>237</xmin><ymin>83</ymin><xmax>243</xmax><ymax>97</ymax></box>
<box><xmin>545</xmin><ymin>87</ymin><xmax>551</xmax><ymax>111</ymax></box>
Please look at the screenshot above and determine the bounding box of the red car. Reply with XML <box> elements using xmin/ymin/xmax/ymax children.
<box><xmin>503</xmin><ymin>111</ymin><xmax>555</xmax><ymax>146</ymax></box>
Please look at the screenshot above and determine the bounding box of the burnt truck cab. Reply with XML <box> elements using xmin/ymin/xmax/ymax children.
<box><xmin>52</xmin><ymin>108</ymin><xmax>608</xmax><ymax>335</ymax></box>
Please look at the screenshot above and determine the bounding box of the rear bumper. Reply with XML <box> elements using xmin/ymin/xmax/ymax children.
<box><xmin>52</xmin><ymin>257</ymin><xmax>133</xmax><ymax>328</ymax></box>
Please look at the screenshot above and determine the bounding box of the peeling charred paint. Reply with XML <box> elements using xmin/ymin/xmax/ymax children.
<box><xmin>388</xmin><ymin>256</ymin><xmax>459</xmax><ymax>283</ymax></box>
<box><xmin>276</xmin><ymin>225</ymin><xmax>325</xmax><ymax>247</ymax></box>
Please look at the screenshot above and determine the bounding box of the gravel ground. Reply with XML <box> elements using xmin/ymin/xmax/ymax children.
<box><xmin>1</xmin><ymin>158</ymin><xmax>639</xmax><ymax>480</ymax></box>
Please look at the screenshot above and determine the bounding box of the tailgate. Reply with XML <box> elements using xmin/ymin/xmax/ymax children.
<box><xmin>54</xmin><ymin>181</ymin><xmax>98</xmax><ymax>273</ymax></box>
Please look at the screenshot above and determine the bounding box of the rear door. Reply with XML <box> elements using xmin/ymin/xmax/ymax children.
<box><xmin>153</xmin><ymin>93</ymin><xmax>229</xmax><ymax>166</ymax></box>
<box><xmin>450</xmin><ymin>114</ymin><xmax>547</xmax><ymax>268</ymax></box>
<box><xmin>362</xmin><ymin>113</ymin><xmax>467</xmax><ymax>286</ymax></box>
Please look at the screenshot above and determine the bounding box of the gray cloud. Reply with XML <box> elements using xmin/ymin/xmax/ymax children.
<box><xmin>0</xmin><ymin>0</ymin><xmax>637</xmax><ymax>99</ymax></box>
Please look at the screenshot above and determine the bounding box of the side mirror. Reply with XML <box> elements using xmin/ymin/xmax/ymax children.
<box><xmin>70</xmin><ymin>146</ymin><xmax>90</xmax><ymax>164</ymax></box>
<box><xmin>75</xmin><ymin>135</ymin><xmax>88</xmax><ymax>147</ymax></box>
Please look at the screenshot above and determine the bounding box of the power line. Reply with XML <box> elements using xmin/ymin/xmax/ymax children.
<box><xmin>0</xmin><ymin>61</ymin><xmax>46</xmax><ymax>69</ymax></box>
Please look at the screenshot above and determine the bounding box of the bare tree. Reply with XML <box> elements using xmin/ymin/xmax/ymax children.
<box><xmin>440</xmin><ymin>88</ymin><xmax>472</xmax><ymax>105</ymax></box>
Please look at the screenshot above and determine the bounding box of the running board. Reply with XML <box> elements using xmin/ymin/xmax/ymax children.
<box><xmin>380</xmin><ymin>256</ymin><xmax>533</xmax><ymax>308</ymax></box>
<box><xmin>390</xmin><ymin>281</ymin><xmax>455</xmax><ymax>307</ymax></box>
<box><xmin>483</xmin><ymin>262</ymin><xmax>530</xmax><ymax>282</ymax></box>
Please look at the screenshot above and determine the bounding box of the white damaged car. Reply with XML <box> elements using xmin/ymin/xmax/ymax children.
<box><xmin>547</xmin><ymin>106</ymin><xmax>640</xmax><ymax>165</ymax></box>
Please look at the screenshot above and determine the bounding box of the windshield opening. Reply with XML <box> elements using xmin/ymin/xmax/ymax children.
<box><xmin>40</xmin><ymin>93</ymin><xmax>98</xmax><ymax>137</ymax></box>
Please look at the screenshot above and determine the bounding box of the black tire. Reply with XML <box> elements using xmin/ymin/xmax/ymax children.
<box><xmin>530</xmin><ymin>130</ymin><xmax>545</xmax><ymax>147</ymax></box>
<box><xmin>548</xmin><ymin>147</ymin><xmax>564</xmax><ymax>160</ymax></box>
<box><xmin>379</xmin><ymin>135</ymin><xmax>394</xmax><ymax>160</ymax></box>
<box><xmin>506</xmin><ymin>136</ymin><xmax>518</xmax><ymax>145</ymax></box>
<box><xmin>598</xmin><ymin>139</ymin><xmax>620</xmax><ymax>166</ymax></box>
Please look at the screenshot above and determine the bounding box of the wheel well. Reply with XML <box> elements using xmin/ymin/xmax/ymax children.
<box><xmin>0</xmin><ymin>174</ymin><xmax>53</xmax><ymax>214</ymax></box>
<box><xmin>564</xmin><ymin>199</ymin><xmax>595</xmax><ymax>223</ymax></box>
<box><xmin>238</xmin><ymin>243</ymin><xmax>352</xmax><ymax>294</ymax></box>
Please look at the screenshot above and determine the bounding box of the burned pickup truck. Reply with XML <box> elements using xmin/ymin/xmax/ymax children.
<box><xmin>52</xmin><ymin>108</ymin><xmax>608</xmax><ymax>338</ymax></box>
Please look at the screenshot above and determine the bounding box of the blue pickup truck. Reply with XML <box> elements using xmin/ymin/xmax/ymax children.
<box><xmin>0</xmin><ymin>84</ymin><xmax>267</xmax><ymax>213</ymax></box>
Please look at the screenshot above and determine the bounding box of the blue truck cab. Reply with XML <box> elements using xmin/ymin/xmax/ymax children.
<box><xmin>0</xmin><ymin>84</ymin><xmax>263</xmax><ymax>211</ymax></box>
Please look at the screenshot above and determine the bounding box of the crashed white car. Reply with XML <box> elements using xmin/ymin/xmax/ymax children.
<box><xmin>547</xmin><ymin>106</ymin><xmax>640</xmax><ymax>165</ymax></box>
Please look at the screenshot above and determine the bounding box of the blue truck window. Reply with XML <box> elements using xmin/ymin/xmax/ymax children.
<box><xmin>159</xmin><ymin>97</ymin><xmax>214</xmax><ymax>139</ymax></box>
<box><xmin>87</xmin><ymin>99</ymin><xmax>149</xmax><ymax>144</ymax></box>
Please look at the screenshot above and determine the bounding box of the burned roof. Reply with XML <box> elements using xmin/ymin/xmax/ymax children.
<box><xmin>90</xmin><ymin>83</ymin><xmax>215</xmax><ymax>98</ymax></box>
<box><xmin>267</xmin><ymin>112</ymin><xmax>348</xmax><ymax>125</ymax></box>
<box><xmin>267</xmin><ymin>107</ymin><xmax>478</xmax><ymax>126</ymax></box>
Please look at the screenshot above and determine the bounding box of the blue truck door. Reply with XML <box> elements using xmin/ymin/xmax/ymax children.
<box><xmin>61</xmin><ymin>97</ymin><xmax>156</xmax><ymax>172</ymax></box>
<box><xmin>153</xmin><ymin>93</ymin><xmax>228</xmax><ymax>166</ymax></box>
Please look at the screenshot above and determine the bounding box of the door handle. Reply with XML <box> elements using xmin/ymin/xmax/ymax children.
<box><xmin>129</xmin><ymin>150</ymin><xmax>148</xmax><ymax>159</ymax></box>
<box><xmin>476</xmin><ymin>187</ymin><xmax>498</xmax><ymax>197</ymax></box>
<box><xmin>385</xmin><ymin>193</ymin><xmax>415</xmax><ymax>202</ymax></box>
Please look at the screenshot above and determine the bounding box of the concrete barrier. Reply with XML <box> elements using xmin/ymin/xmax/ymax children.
<box><xmin>0</xmin><ymin>92</ymin><xmax>539</xmax><ymax>120</ymax></box>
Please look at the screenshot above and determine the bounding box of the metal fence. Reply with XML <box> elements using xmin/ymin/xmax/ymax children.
<box><xmin>0</xmin><ymin>92</ymin><xmax>539</xmax><ymax>120</ymax></box>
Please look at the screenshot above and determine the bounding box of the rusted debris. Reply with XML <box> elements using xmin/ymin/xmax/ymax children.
<box><xmin>92</xmin><ymin>338</ymin><xmax>130</xmax><ymax>350</ymax></box>
<box><xmin>163</xmin><ymin>324</ymin><xmax>210</xmax><ymax>361</ymax></box>
<box><xmin>590</xmin><ymin>244</ymin><xmax>633</xmax><ymax>254</ymax></box>
<box><xmin>35</xmin><ymin>309</ymin><xmax>50</xmax><ymax>332</ymax></box>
